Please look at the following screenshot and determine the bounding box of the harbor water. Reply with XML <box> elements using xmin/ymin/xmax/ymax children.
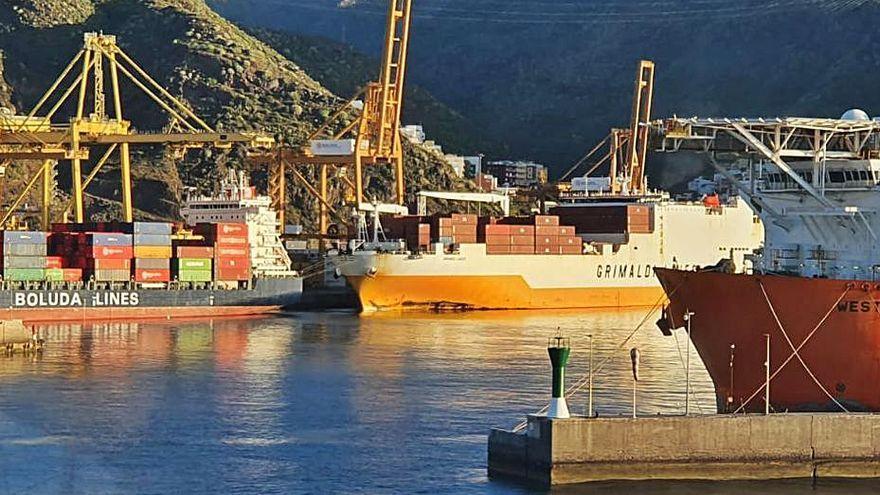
<box><xmin>0</xmin><ymin>310</ymin><xmax>875</xmax><ymax>494</ymax></box>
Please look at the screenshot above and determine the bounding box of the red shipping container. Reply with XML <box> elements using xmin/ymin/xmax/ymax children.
<box><xmin>510</xmin><ymin>235</ymin><xmax>536</xmax><ymax>246</ymax></box>
<box><xmin>452</xmin><ymin>225</ymin><xmax>477</xmax><ymax>235</ymax></box>
<box><xmin>558</xmin><ymin>226</ymin><xmax>576</xmax><ymax>236</ymax></box>
<box><xmin>453</xmin><ymin>235</ymin><xmax>478</xmax><ymax>244</ymax></box>
<box><xmin>533</xmin><ymin>215</ymin><xmax>560</xmax><ymax>226</ymax></box>
<box><xmin>451</xmin><ymin>213</ymin><xmax>478</xmax><ymax>224</ymax></box>
<box><xmin>536</xmin><ymin>226</ymin><xmax>561</xmax><ymax>236</ymax></box>
<box><xmin>486</xmin><ymin>245</ymin><xmax>511</xmax><ymax>254</ymax></box>
<box><xmin>213</xmin><ymin>236</ymin><xmax>249</xmax><ymax>246</ymax></box>
<box><xmin>510</xmin><ymin>225</ymin><xmax>535</xmax><ymax>236</ymax></box>
<box><xmin>62</xmin><ymin>268</ymin><xmax>82</xmax><ymax>281</ymax></box>
<box><xmin>437</xmin><ymin>217</ymin><xmax>453</xmax><ymax>227</ymax></box>
<box><xmin>84</xmin><ymin>245</ymin><xmax>133</xmax><ymax>259</ymax></box>
<box><xmin>536</xmin><ymin>236</ymin><xmax>558</xmax><ymax>245</ymax></box>
<box><xmin>558</xmin><ymin>245</ymin><xmax>582</xmax><ymax>255</ymax></box>
<box><xmin>536</xmin><ymin>246</ymin><xmax>556</xmax><ymax>254</ymax></box>
<box><xmin>438</xmin><ymin>227</ymin><xmax>453</xmax><ymax>237</ymax></box>
<box><xmin>135</xmin><ymin>269</ymin><xmax>171</xmax><ymax>282</ymax></box>
<box><xmin>215</xmin><ymin>257</ymin><xmax>251</xmax><ymax>270</ymax></box>
<box><xmin>510</xmin><ymin>245</ymin><xmax>535</xmax><ymax>254</ymax></box>
<box><xmin>485</xmin><ymin>235</ymin><xmax>510</xmax><ymax>245</ymax></box>
<box><xmin>83</xmin><ymin>258</ymin><xmax>132</xmax><ymax>270</ymax></box>
<box><xmin>176</xmin><ymin>246</ymin><xmax>215</xmax><ymax>258</ymax></box>
<box><xmin>46</xmin><ymin>256</ymin><xmax>63</xmax><ymax>269</ymax></box>
<box><xmin>196</xmin><ymin>222</ymin><xmax>248</xmax><ymax>237</ymax></box>
<box><xmin>484</xmin><ymin>224</ymin><xmax>511</xmax><ymax>236</ymax></box>
<box><xmin>558</xmin><ymin>236</ymin><xmax>582</xmax><ymax>246</ymax></box>
<box><xmin>215</xmin><ymin>245</ymin><xmax>250</xmax><ymax>257</ymax></box>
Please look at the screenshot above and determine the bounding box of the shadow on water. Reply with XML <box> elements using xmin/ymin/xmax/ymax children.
<box><xmin>0</xmin><ymin>311</ymin><xmax>873</xmax><ymax>493</ymax></box>
<box><xmin>553</xmin><ymin>478</ymin><xmax>880</xmax><ymax>494</ymax></box>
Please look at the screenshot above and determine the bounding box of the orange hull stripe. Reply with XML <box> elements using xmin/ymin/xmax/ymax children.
<box><xmin>350</xmin><ymin>275</ymin><xmax>663</xmax><ymax>310</ymax></box>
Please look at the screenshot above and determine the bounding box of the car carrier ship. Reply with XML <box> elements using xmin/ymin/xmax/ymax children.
<box><xmin>655</xmin><ymin>112</ymin><xmax>880</xmax><ymax>413</ymax></box>
<box><xmin>0</xmin><ymin>170</ymin><xmax>301</xmax><ymax>322</ymax></box>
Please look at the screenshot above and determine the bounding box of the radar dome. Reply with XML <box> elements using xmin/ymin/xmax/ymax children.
<box><xmin>841</xmin><ymin>109</ymin><xmax>870</xmax><ymax>121</ymax></box>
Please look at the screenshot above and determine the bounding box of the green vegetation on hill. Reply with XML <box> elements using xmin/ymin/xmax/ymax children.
<box><xmin>0</xmin><ymin>0</ymin><xmax>472</xmax><ymax>229</ymax></box>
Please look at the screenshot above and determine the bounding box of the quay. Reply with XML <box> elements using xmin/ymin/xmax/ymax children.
<box><xmin>488</xmin><ymin>413</ymin><xmax>880</xmax><ymax>487</ymax></box>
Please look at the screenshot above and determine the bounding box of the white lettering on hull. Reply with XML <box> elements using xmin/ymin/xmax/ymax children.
<box><xmin>12</xmin><ymin>292</ymin><xmax>140</xmax><ymax>307</ymax></box>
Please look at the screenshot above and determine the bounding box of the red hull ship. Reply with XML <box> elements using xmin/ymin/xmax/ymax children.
<box><xmin>656</xmin><ymin>268</ymin><xmax>880</xmax><ymax>412</ymax></box>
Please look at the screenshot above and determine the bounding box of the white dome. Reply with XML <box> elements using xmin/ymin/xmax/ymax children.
<box><xmin>841</xmin><ymin>108</ymin><xmax>870</xmax><ymax>121</ymax></box>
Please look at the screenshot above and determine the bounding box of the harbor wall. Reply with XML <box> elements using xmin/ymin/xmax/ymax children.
<box><xmin>488</xmin><ymin>414</ymin><xmax>880</xmax><ymax>486</ymax></box>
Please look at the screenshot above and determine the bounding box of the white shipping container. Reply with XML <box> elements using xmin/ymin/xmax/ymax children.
<box><xmin>585</xmin><ymin>177</ymin><xmax>611</xmax><ymax>191</ymax></box>
<box><xmin>310</xmin><ymin>139</ymin><xmax>355</xmax><ymax>156</ymax></box>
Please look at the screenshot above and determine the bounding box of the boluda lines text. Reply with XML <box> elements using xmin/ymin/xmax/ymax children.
<box><xmin>13</xmin><ymin>291</ymin><xmax>140</xmax><ymax>307</ymax></box>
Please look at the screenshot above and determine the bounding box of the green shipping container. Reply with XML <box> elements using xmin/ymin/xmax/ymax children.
<box><xmin>4</xmin><ymin>268</ymin><xmax>46</xmax><ymax>281</ymax></box>
<box><xmin>177</xmin><ymin>270</ymin><xmax>212</xmax><ymax>282</ymax></box>
<box><xmin>45</xmin><ymin>268</ymin><xmax>64</xmax><ymax>281</ymax></box>
<box><xmin>176</xmin><ymin>258</ymin><xmax>212</xmax><ymax>270</ymax></box>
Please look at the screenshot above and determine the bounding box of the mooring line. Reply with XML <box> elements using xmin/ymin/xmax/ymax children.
<box><xmin>732</xmin><ymin>283</ymin><xmax>850</xmax><ymax>414</ymax></box>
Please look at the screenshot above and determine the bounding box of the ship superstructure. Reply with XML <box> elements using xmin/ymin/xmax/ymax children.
<box><xmin>181</xmin><ymin>170</ymin><xmax>294</xmax><ymax>278</ymax></box>
<box><xmin>655</xmin><ymin>113</ymin><xmax>880</xmax><ymax>412</ymax></box>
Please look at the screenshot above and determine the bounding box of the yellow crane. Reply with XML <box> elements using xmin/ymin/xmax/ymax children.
<box><xmin>0</xmin><ymin>32</ymin><xmax>273</xmax><ymax>229</ymax></box>
<box><xmin>252</xmin><ymin>0</ymin><xmax>414</xmax><ymax>234</ymax></box>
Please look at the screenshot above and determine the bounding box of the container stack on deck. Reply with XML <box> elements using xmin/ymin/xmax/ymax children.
<box><xmin>484</xmin><ymin>215</ymin><xmax>582</xmax><ymax>255</ymax></box>
<box><xmin>195</xmin><ymin>223</ymin><xmax>251</xmax><ymax>282</ymax></box>
<box><xmin>173</xmin><ymin>245</ymin><xmax>214</xmax><ymax>283</ymax></box>
<box><xmin>2</xmin><ymin>231</ymin><xmax>49</xmax><ymax>281</ymax></box>
<box><xmin>131</xmin><ymin>223</ymin><xmax>173</xmax><ymax>283</ymax></box>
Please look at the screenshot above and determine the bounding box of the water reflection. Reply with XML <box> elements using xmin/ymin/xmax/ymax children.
<box><xmin>0</xmin><ymin>311</ymin><xmax>868</xmax><ymax>493</ymax></box>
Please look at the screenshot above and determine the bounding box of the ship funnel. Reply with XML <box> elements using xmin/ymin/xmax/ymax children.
<box><xmin>547</xmin><ymin>335</ymin><xmax>572</xmax><ymax>419</ymax></box>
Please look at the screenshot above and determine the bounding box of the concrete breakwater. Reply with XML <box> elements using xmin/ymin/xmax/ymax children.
<box><xmin>488</xmin><ymin>413</ymin><xmax>880</xmax><ymax>487</ymax></box>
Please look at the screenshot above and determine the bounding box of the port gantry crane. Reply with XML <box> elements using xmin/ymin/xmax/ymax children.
<box><xmin>0</xmin><ymin>32</ymin><xmax>273</xmax><ymax>229</ymax></box>
<box><xmin>251</xmin><ymin>0</ymin><xmax>413</xmax><ymax>234</ymax></box>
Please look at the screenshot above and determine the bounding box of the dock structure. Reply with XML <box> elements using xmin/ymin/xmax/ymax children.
<box><xmin>488</xmin><ymin>413</ymin><xmax>880</xmax><ymax>487</ymax></box>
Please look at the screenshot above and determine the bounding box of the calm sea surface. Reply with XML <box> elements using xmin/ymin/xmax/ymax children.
<box><xmin>0</xmin><ymin>309</ymin><xmax>876</xmax><ymax>494</ymax></box>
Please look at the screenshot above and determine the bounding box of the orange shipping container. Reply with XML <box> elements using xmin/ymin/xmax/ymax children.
<box><xmin>558</xmin><ymin>245</ymin><xmax>582</xmax><ymax>255</ymax></box>
<box><xmin>484</xmin><ymin>224</ymin><xmax>511</xmax><ymax>236</ymax></box>
<box><xmin>510</xmin><ymin>225</ymin><xmax>535</xmax><ymax>236</ymax></box>
<box><xmin>451</xmin><ymin>213</ymin><xmax>478</xmax><ymax>224</ymax></box>
<box><xmin>558</xmin><ymin>226</ymin><xmax>575</xmax><ymax>236</ymax></box>
<box><xmin>510</xmin><ymin>235</ymin><xmax>536</xmax><ymax>246</ymax></box>
<box><xmin>510</xmin><ymin>245</ymin><xmax>535</xmax><ymax>254</ymax></box>
<box><xmin>558</xmin><ymin>236</ymin><xmax>582</xmax><ymax>246</ymax></box>
<box><xmin>533</xmin><ymin>215</ymin><xmax>560</xmax><ymax>226</ymax></box>
<box><xmin>452</xmin><ymin>224</ymin><xmax>477</xmax><ymax>235</ymax></box>
<box><xmin>536</xmin><ymin>236</ymin><xmax>558</xmax><ymax>245</ymax></box>
<box><xmin>46</xmin><ymin>256</ymin><xmax>63</xmax><ymax>269</ymax></box>
<box><xmin>486</xmin><ymin>245</ymin><xmax>511</xmax><ymax>254</ymax></box>
<box><xmin>536</xmin><ymin>246</ymin><xmax>556</xmax><ymax>254</ymax></box>
<box><xmin>135</xmin><ymin>268</ymin><xmax>171</xmax><ymax>282</ymax></box>
<box><xmin>485</xmin><ymin>235</ymin><xmax>510</xmax><ymax>245</ymax></box>
<box><xmin>536</xmin><ymin>226</ymin><xmax>561</xmax><ymax>236</ymax></box>
<box><xmin>62</xmin><ymin>268</ymin><xmax>82</xmax><ymax>281</ymax></box>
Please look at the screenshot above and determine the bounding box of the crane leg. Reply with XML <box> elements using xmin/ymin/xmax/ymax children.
<box><xmin>395</xmin><ymin>157</ymin><xmax>405</xmax><ymax>205</ymax></box>
<box><xmin>120</xmin><ymin>142</ymin><xmax>133</xmax><ymax>222</ymax></box>
<box><xmin>355</xmin><ymin>156</ymin><xmax>364</xmax><ymax>206</ymax></box>
<box><xmin>320</xmin><ymin>164</ymin><xmax>329</xmax><ymax>235</ymax></box>
<box><xmin>71</xmin><ymin>157</ymin><xmax>84</xmax><ymax>223</ymax></box>
<box><xmin>41</xmin><ymin>159</ymin><xmax>53</xmax><ymax>230</ymax></box>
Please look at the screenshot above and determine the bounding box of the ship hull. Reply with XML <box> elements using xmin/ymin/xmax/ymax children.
<box><xmin>0</xmin><ymin>277</ymin><xmax>302</xmax><ymax>323</ymax></box>
<box><xmin>655</xmin><ymin>268</ymin><xmax>880</xmax><ymax>412</ymax></box>
<box><xmin>348</xmin><ymin>274</ymin><xmax>663</xmax><ymax>311</ymax></box>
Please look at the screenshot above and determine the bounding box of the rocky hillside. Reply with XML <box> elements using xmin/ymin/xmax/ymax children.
<box><xmin>0</xmin><ymin>0</ymin><xmax>469</xmax><ymax>227</ymax></box>
<box><xmin>214</xmin><ymin>0</ymin><xmax>880</xmax><ymax>187</ymax></box>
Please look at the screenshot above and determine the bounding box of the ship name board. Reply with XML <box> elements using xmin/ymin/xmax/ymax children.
<box><xmin>596</xmin><ymin>264</ymin><xmax>654</xmax><ymax>279</ymax></box>
<box><xmin>837</xmin><ymin>300</ymin><xmax>880</xmax><ymax>313</ymax></box>
<box><xmin>13</xmin><ymin>291</ymin><xmax>141</xmax><ymax>307</ymax></box>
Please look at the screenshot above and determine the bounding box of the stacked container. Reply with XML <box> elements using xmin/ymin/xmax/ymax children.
<box><xmin>80</xmin><ymin>233</ymin><xmax>133</xmax><ymax>282</ymax></box>
<box><xmin>174</xmin><ymin>245</ymin><xmax>214</xmax><ymax>282</ymax></box>
<box><xmin>195</xmin><ymin>223</ymin><xmax>251</xmax><ymax>282</ymax></box>
<box><xmin>2</xmin><ymin>231</ymin><xmax>48</xmax><ymax>281</ymax></box>
<box><xmin>132</xmin><ymin>222</ymin><xmax>173</xmax><ymax>283</ymax></box>
<box><xmin>483</xmin><ymin>215</ymin><xmax>582</xmax><ymax>255</ymax></box>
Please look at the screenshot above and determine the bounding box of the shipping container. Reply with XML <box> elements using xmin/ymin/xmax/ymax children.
<box><xmin>535</xmin><ymin>236</ymin><xmax>558</xmax><ymax>246</ymax></box>
<box><xmin>451</xmin><ymin>213</ymin><xmax>478</xmax><ymax>224</ymax></box>
<box><xmin>558</xmin><ymin>236</ymin><xmax>582</xmax><ymax>246</ymax></box>
<box><xmin>62</xmin><ymin>268</ymin><xmax>82</xmax><ymax>282</ymax></box>
<box><xmin>91</xmin><ymin>269</ymin><xmax>130</xmax><ymax>282</ymax></box>
<box><xmin>83</xmin><ymin>245</ymin><xmax>133</xmax><ymax>259</ymax></box>
<box><xmin>83</xmin><ymin>233</ymin><xmax>132</xmax><ymax>247</ymax></box>
<box><xmin>45</xmin><ymin>268</ymin><xmax>64</xmax><ymax>281</ymax></box>
<box><xmin>509</xmin><ymin>225</ymin><xmax>535</xmax><ymax>236</ymax></box>
<box><xmin>133</xmin><ymin>245</ymin><xmax>173</xmax><ymax>259</ymax></box>
<box><xmin>310</xmin><ymin>139</ymin><xmax>355</xmax><ymax>156</ymax></box>
<box><xmin>214</xmin><ymin>246</ymin><xmax>249</xmax><ymax>257</ymax></box>
<box><xmin>2</xmin><ymin>256</ymin><xmax>47</xmax><ymax>269</ymax></box>
<box><xmin>486</xmin><ymin>245</ymin><xmax>511</xmax><ymax>255</ymax></box>
<box><xmin>533</xmin><ymin>215</ymin><xmax>560</xmax><ymax>226</ymax></box>
<box><xmin>2</xmin><ymin>243</ymin><xmax>47</xmax><ymax>257</ymax></box>
<box><xmin>485</xmin><ymin>235</ymin><xmax>511</xmax><ymax>245</ymax></box>
<box><xmin>46</xmin><ymin>256</ymin><xmax>63</xmax><ymax>269</ymax></box>
<box><xmin>510</xmin><ymin>235</ymin><xmax>536</xmax><ymax>246</ymax></box>
<box><xmin>2</xmin><ymin>231</ymin><xmax>47</xmax><ymax>245</ymax></box>
<box><xmin>452</xmin><ymin>224</ymin><xmax>477</xmax><ymax>235</ymax></box>
<box><xmin>215</xmin><ymin>257</ymin><xmax>250</xmax><ymax>270</ymax></box>
<box><xmin>212</xmin><ymin>236</ymin><xmax>249</xmax><ymax>246</ymax></box>
<box><xmin>176</xmin><ymin>258</ymin><xmax>212</xmax><ymax>270</ymax></box>
<box><xmin>133</xmin><ymin>234</ymin><xmax>172</xmax><ymax>246</ymax></box>
<box><xmin>536</xmin><ymin>226</ymin><xmax>562</xmax><ymax>236</ymax></box>
<box><xmin>510</xmin><ymin>245</ymin><xmax>535</xmax><ymax>254</ymax></box>
<box><xmin>83</xmin><ymin>258</ymin><xmax>132</xmax><ymax>271</ymax></box>
<box><xmin>3</xmin><ymin>268</ymin><xmax>45</xmax><ymax>281</ymax></box>
<box><xmin>195</xmin><ymin>223</ymin><xmax>248</xmax><ymax>237</ymax></box>
<box><xmin>484</xmin><ymin>224</ymin><xmax>511</xmax><ymax>236</ymax></box>
<box><xmin>134</xmin><ymin>258</ymin><xmax>171</xmax><ymax>270</ymax></box>
<box><xmin>177</xmin><ymin>270</ymin><xmax>213</xmax><ymax>282</ymax></box>
<box><xmin>175</xmin><ymin>246</ymin><xmax>214</xmax><ymax>258</ymax></box>
<box><xmin>134</xmin><ymin>269</ymin><xmax>171</xmax><ymax>282</ymax></box>
<box><xmin>558</xmin><ymin>226</ymin><xmax>576</xmax><ymax>236</ymax></box>
<box><xmin>133</xmin><ymin>222</ymin><xmax>173</xmax><ymax>235</ymax></box>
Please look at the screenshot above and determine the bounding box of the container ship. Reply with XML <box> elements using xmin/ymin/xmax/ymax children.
<box><xmin>331</xmin><ymin>193</ymin><xmax>763</xmax><ymax>312</ymax></box>
<box><xmin>654</xmin><ymin>113</ymin><xmax>880</xmax><ymax>412</ymax></box>
<box><xmin>0</xmin><ymin>171</ymin><xmax>300</xmax><ymax>322</ymax></box>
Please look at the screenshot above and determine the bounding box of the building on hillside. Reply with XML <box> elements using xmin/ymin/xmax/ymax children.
<box><xmin>444</xmin><ymin>154</ymin><xmax>466</xmax><ymax>177</ymax></box>
<box><xmin>401</xmin><ymin>124</ymin><xmax>426</xmax><ymax>144</ymax></box>
<box><xmin>485</xmin><ymin>160</ymin><xmax>548</xmax><ymax>188</ymax></box>
<box><xmin>476</xmin><ymin>172</ymin><xmax>498</xmax><ymax>192</ymax></box>
<box><xmin>463</xmin><ymin>155</ymin><xmax>483</xmax><ymax>179</ymax></box>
